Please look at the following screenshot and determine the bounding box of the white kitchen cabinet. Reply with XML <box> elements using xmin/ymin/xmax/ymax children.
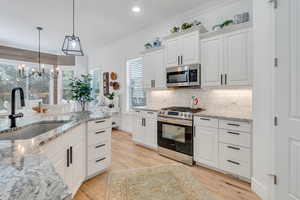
<box><xmin>132</xmin><ymin>110</ymin><xmax>157</xmax><ymax>150</ymax></box>
<box><xmin>40</xmin><ymin>123</ymin><xmax>86</xmax><ymax>197</ymax></box>
<box><xmin>193</xmin><ymin>116</ymin><xmax>252</xmax><ymax>181</ymax></box>
<box><xmin>165</xmin><ymin>30</ymin><xmax>200</xmax><ymax>67</ymax></box>
<box><xmin>86</xmin><ymin>118</ymin><xmax>112</xmax><ymax>179</ymax></box>
<box><xmin>223</xmin><ymin>29</ymin><xmax>252</xmax><ymax>86</ymax></box>
<box><xmin>194</xmin><ymin>122</ymin><xmax>218</xmax><ymax>168</ymax></box>
<box><xmin>143</xmin><ymin>49</ymin><xmax>165</xmax><ymax>89</ymax></box>
<box><xmin>201</xmin><ymin>36</ymin><xmax>223</xmax><ymax>87</ymax></box>
<box><xmin>201</xmin><ymin>28</ymin><xmax>252</xmax><ymax>87</ymax></box>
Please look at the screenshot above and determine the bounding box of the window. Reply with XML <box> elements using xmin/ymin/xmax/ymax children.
<box><xmin>61</xmin><ymin>69</ymin><xmax>74</xmax><ymax>103</ymax></box>
<box><xmin>0</xmin><ymin>60</ymin><xmax>52</xmax><ymax>115</ymax></box>
<box><xmin>90</xmin><ymin>69</ymin><xmax>102</xmax><ymax>105</ymax></box>
<box><xmin>127</xmin><ymin>57</ymin><xmax>146</xmax><ymax>109</ymax></box>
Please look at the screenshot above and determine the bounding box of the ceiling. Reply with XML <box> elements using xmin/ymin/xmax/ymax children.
<box><xmin>0</xmin><ymin>0</ymin><xmax>209</xmax><ymax>54</ymax></box>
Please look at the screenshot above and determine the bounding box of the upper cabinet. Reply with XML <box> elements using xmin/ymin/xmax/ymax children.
<box><xmin>143</xmin><ymin>49</ymin><xmax>165</xmax><ymax>89</ymax></box>
<box><xmin>165</xmin><ymin>31</ymin><xmax>200</xmax><ymax>67</ymax></box>
<box><xmin>201</xmin><ymin>28</ymin><xmax>252</xmax><ymax>87</ymax></box>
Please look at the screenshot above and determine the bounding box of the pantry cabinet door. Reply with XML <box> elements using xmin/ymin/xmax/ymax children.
<box><xmin>223</xmin><ymin>29</ymin><xmax>252</xmax><ymax>86</ymax></box>
<box><xmin>71</xmin><ymin>141</ymin><xmax>85</xmax><ymax>195</ymax></box>
<box><xmin>201</xmin><ymin>36</ymin><xmax>223</xmax><ymax>87</ymax></box>
<box><xmin>165</xmin><ymin>37</ymin><xmax>181</xmax><ymax>67</ymax></box>
<box><xmin>181</xmin><ymin>31</ymin><xmax>200</xmax><ymax>65</ymax></box>
<box><xmin>194</xmin><ymin>126</ymin><xmax>218</xmax><ymax>168</ymax></box>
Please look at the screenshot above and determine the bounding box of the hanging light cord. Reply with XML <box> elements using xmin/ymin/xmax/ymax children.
<box><xmin>38</xmin><ymin>27</ymin><xmax>41</xmax><ymax>73</ymax></box>
<box><xmin>73</xmin><ymin>0</ymin><xmax>75</xmax><ymax>36</ymax></box>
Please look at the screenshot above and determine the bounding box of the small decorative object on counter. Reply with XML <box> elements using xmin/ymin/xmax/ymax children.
<box><xmin>144</xmin><ymin>43</ymin><xmax>152</xmax><ymax>49</ymax></box>
<box><xmin>170</xmin><ymin>26</ymin><xmax>180</xmax><ymax>33</ymax></box>
<box><xmin>193</xmin><ymin>20</ymin><xmax>201</xmax><ymax>26</ymax></box>
<box><xmin>220</xmin><ymin>19</ymin><xmax>234</xmax><ymax>28</ymax></box>
<box><xmin>234</xmin><ymin>12</ymin><xmax>250</xmax><ymax>24</ymax></box>
<box><xmin>181</xmin><ymin>22</ymin><xmax>193</xmax><ymax>31</ymax></box>
<box><xmin>212</xmin><ymin>24</ymin><xmax>222</xmax><ymax>31</ymax></box>
<box><xmin>69</xmin><ymin>74</ymin><xmax>94</xmax><ymax>111</ymax></box>
<box><xmin>153</xmin><ymin>37</ymin><xmax>161</xmax><ymax>47</ymax></box>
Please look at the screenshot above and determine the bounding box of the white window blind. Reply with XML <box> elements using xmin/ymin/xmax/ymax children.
<box><xmin>127</xmin><ymin>57</ymin><xmax>146</xmax><ymax>109</ymax></box>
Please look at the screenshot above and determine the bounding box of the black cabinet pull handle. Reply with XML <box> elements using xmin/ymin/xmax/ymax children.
<box><xmin>70</xmin><ymin>146</ymin><xmax>73</xmax><ymax>164</ymax></box>
<box><xmin>227</xmin><ymin>123</ymin><xmax>240</xmax><ymax>127</ymax></box>
<box><xmin>96</xmin><ymin>157</ymin><xmax>106</xmax><ymax>163</ymax></box>
<box><xmin>95</xmin><ymin>144</ymin><xmax>105</xmax><ymax>149</ymax></box>
<box><xmin>200</xmin><ymin>118</ymin><xmax>210</xmax><ymax>121</ymax></box>
<box><xmin>221</xmin><ymin>74</ymin><xmax>223</xmax><ymax>85</ymax></box>
<box><xmin>67</xmin><ymin>148</ymin><xmax>70</xmax><ymax>167</ymax></box>
<box><xmin>227</xmin><ymin>160</ymin><xmax>240</xmax><ymax>165</ymax></box>
<box><xmin>227</xmin><ymin>146</ymin><xmax>240</xmax><ymax>151</ymax></box>
<box><xmin>147</xmin><ymin>112</ymin><xmax>154</xmax><ymax>114</ymax></box>
<box><xmin>225</xmin><ymin>74</ymin><xmax>228</xmax><ymax>85</ymax></box>
<box><xmin>227</xmin><ymin>131</ymin><xmax>240</xmax><ymax>135</ymax></box>
<box><xmin>95</xmin><ymin>120</ymin><xmax>105</xmax><ymax>124</ymax></box>
<box><xmin>95</xmin><ymin>130</ymin><xmax>105</xmax><ymax>134</ymax></box>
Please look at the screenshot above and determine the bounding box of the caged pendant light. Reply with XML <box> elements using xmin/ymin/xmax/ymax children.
<box><xmin>62</xmin><ymin>0</ymin><xmax>84</xmax><ymax>56</ymax></box>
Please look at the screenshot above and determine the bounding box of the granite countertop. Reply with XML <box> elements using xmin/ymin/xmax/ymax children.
<box><xmin>194</xmin><ymin>110</ymin><xmax>252</xmax><ymax>122</ymax></box>
<box><xmin>0</xmin><ymin>111</ymin><xmax>111</xmax><ymax>200</ymax></box>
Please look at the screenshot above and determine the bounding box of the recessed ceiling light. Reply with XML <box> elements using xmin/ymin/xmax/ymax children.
<box><xmin>132</xmin><ymin>6</ymin><xmax>141</xmax><ymax>13</ymax></box>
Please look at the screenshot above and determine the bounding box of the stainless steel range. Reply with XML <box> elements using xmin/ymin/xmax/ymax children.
<box><xmin>157</xmin><ymin>107</ymin><xmax>204</xmax><ymax>165</ymax></box>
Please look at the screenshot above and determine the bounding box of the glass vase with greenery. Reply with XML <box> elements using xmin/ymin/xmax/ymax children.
<box><xmin>69</xmin><ymin>74</ymin><xmax>94</xmax><ymax>111</ymax></box>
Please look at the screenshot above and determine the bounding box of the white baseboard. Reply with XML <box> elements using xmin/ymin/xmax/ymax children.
<box><xmin>251</xmin><ymin>178</ymin><xmax>269</xmax><ymax>200</ymax></box>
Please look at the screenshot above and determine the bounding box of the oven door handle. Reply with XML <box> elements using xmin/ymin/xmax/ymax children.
<box><xmin>158</xmin><ymin>117</ymin><xmax>192</xmax><ymax>127</ymax></box>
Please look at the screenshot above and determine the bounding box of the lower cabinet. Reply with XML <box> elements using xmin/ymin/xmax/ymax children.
<box><xmin>40</xmin><ymin>123</ymin><xmax>86</xmax><ymax>197</ymax></box>
<box><xmin>193</xmin><ymin>116</ymin><xmax>252</xmax><ymax>180</ymax></box>
<box><xmin>193</xmin><ymin>126</ymin><xmax>218</xmax><ymax>168</ymax></box>
<box><xmin>132</xmin><ymin>110</ymin><xmax>157</xmax><ymax>150</ymax></box>
<box><xmin>40</xmin><ymin>118</ymin><xmax>112</xmax><ymax>197</ymax></box>
<box><xmin>86</xmin><ymin>118</ymin><xmax>112</xmax><ymax>179</ymax></box>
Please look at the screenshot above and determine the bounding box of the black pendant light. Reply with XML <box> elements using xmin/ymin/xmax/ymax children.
<box><xmin>62</xmin><ymin>0</ymin><xmax>84</xmax><ymax>56</ymax></box>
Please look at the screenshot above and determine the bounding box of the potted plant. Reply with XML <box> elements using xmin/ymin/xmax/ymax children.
<box><xmin>69</xmin><ymin>74</ymin><xmax>94</xmax><ymax>111</ymax></box>
<box><xmin>106</xmin><ymin>92</ymin><xmax>115</xmax><ymax>108</ymax></box>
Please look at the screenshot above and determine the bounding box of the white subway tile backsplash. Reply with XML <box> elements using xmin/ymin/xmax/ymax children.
<box><xmin>147</xmin><ymin>88</ymin><xmax>252</xmax><ymax>115</ymax></box>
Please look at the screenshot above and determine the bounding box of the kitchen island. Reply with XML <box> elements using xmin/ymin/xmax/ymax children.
<box><xmin>0</xmin><ymin>111</ymin><xmax>112</xmax><ymax>200</ymax></box>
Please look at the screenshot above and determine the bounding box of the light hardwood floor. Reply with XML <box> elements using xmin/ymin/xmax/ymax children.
<box><xmin>74</xmin><ymin>130</ymin><xmax>261</xmax><ymax>200</ymax></box>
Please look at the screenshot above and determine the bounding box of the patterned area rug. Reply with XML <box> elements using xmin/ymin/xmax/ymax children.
<box><xmin>106</xmin><ymin>164</ymin><xmax>223</xmax><ymax>200</ymax></box>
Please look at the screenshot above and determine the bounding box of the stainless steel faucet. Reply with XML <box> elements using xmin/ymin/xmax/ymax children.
<box><xmin>8</xmin><ymin>87</ymin><xmax>26</xmax><ymax>128</ymax></box>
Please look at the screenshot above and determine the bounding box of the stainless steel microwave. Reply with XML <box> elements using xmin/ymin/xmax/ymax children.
<box><xmin>166</xmin><ymin>64</ymin><xmax>201</xmax><ymax>88</ymax></box>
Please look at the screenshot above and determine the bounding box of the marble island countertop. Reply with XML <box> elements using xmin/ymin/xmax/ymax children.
<box><xmin>0</xmin><ymin>111</ymin><xmax>112</xmax><ymax>200</ymax></box>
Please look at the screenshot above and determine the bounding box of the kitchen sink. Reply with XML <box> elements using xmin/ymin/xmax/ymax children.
<box><xmin>0</xmin><ymin>120</ymin><xmax>71</xmax><ymax>140</ymax></box>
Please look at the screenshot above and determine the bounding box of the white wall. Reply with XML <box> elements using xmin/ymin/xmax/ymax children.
<box><xmin>252</xmin><ymin>0</ymin><xmax>274</xmax><ymax>200</ymax></box>
<box><xmin>88</xmin><ymin>0</ymin><xmax>252</xmax><ymax>119</ymax></box>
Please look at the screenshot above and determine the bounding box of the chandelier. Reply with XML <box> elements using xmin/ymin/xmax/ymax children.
<box><xmin>18</xmin><ymin>27</ymin><xmax>59</xmax><ymax>79</ymax></box>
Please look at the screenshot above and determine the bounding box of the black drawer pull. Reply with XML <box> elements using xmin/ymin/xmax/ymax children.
<box><xmin>70</xmin><ymin>146</ymin><xmax>73</xmax><ymax>164</ymax></box>
<box><xmin>67</xmin><ymin>148</ymin><xmax>70</xmax><ymax>167</ymax></box>
<box><xmin>95</xmin><ymin>144</ymin><xmax>105</xmax><ymax>149</ymax></box>
<box><xmin>200</xmin><ymin>118</ymin><xmax>210</xmax><ymax>121</ymax></box>
<box><xmin>227</xmin><ymin>131</ymin><xmax>240</xmax><ymax>135</ymax></box>
<box><xmin>96</xmin><ymin>157</ymin><xmax>106</xmax><ymax>163</ymax></box>
<box><xmin>227</xmin><ymin>123</ymin><xmax>240</xmax><ymax>127</ymax></box>
<box><xmin>95</xmin><ymin>120</ymin><xmax>105</xmax><ymax>124</ymax></box>
<box><xmin>95</xmin><ymin>130</ymin><xmax>105</xmax><ymax>134</ymax></box>
<box><xmin>147</xmin><ymin>112</ymin><xmax>154</xmax><ymax>114</ymax></box>
<box><xmin>227</xmin><ymin>146</ymin><xmax>240</xmax><ymax>151</ymax></box>
<box><xmin>227</xmin><ymin>160</ymin><xmax>240</xmax><ymax>165</ymax></box>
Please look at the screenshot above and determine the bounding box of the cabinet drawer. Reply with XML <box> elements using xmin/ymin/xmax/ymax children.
<box><xmin>219</xmin><ymin>129</ymin><xmax>251</xmax><ymax>147</ymax></box>
<box><xmin>88</xmin><ymin>156</ymin><xmax>109</xmax><ymax>176</ymax></box>
<box><xmin>194</xmin><ymin>116</ymin><xmax>218</xmax><ymax>128</ymax></box>
<box><xmin>219</xmin><ymin>143</ymin><xmax>251</xmax><ymax>164</ymax></box>
<box><xmin>88</xmin><ymin>128</ymin><xmax>111</xmax><ymax>146</ymax></box>
<box><xmin>219</xmin><ymin>120</ymin><xmax>251</xmax><ymax>132</ymax></box>
<box><xmin>87</xmin><ymin>142</ymin><xmax>110</xmax><ymax>161</ymax></box>
<box><xmin>219</xmin><ymin>156</ymin><xmax>251</xmax><ymax>179</ymax></box>
<box><xmin>88</xmin><ymin>118</ymin><xmax>112</xmax><ymax>132</ymax></box>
